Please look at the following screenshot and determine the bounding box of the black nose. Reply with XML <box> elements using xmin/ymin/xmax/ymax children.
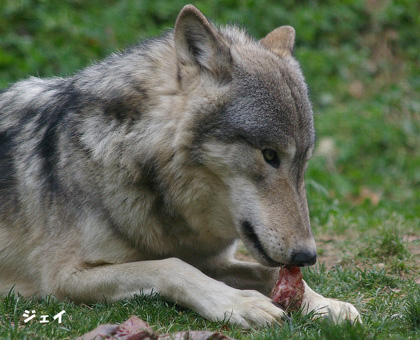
<box><xmin>291</xmin><ymin>250</ymin><xmax>317</xmax><ymax>267</ymax></box>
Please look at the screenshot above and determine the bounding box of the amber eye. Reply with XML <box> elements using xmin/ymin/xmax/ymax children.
<box><xmin>262</xmin><ymin>149</ymin><xmax>280</xmax><ymax>168</ymax></box>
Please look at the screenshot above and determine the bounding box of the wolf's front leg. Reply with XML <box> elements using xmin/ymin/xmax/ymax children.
<box><xmin>200</xmin><ymin>259</ymin><xmax>279</xmax><ymax>295</ymax></box>
<box><xmin>52</xmin><ymin>257</ymin><xmax>285</xmax><ymax>328</ymax></box>
<box><xmin>301</xmin><ymin>281</ymin><xmax>361</xmax><ymax>323</ymax></box>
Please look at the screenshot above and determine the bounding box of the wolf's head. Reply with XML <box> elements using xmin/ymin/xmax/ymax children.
<box><xmin>174</xmin><ymin>5</ymin><xmax>316</xmax><ymax>267</ymax></box>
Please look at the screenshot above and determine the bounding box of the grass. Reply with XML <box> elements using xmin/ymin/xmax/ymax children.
<box><xmin>1</xmin><ymin>268</ymin><xmax>419</xmax><ymax>339</ymax></box>
<box><xmin>1</xmin><ymin>0</ymin><xmax>419</xmax><ymax>339</ymax></box>
<box><xmin>403</xmin><ymin>293</ymin><xmax>420</xmax><ymax>331</ymax></box>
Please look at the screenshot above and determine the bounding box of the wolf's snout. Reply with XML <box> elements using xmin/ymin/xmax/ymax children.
<box><xmin>291</xmin><ymin>249</ymin><xmax>317</xmax><ymax>267</ymax></box>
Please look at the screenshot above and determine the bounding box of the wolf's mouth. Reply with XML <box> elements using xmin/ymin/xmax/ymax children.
<box><xmin>241</xmin><ymin>221</ymin><xmax>281</xmax><ymax>267</ymax></box>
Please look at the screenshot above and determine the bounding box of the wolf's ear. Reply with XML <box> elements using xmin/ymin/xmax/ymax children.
<box><xmin>174</xmin><ymin>5</ymin><xmax>232</xmax><ymax>83</ymax></box>
<box><xmin>260</xmin><ymin>26</ymin><xmax>295</xmax><ymax>58</ymax></box>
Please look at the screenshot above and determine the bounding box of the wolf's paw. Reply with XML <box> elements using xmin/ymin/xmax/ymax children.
<box><xmin>316</xmin><ymin>299</ymin><xmax>362</xmax><ymax>324</ymax></box>
<box><xmin>301</xmin><ymin>281</ymin><xmax>361</xmax><ymax>324</ymax></box>
<box><xmin>205</xmin><ymin>289</ymin><xmax>286</xmax><ymax>328</ymax></box>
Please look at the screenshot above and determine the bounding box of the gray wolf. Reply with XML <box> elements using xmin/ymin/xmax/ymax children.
<box><xmin>0</xmin><ymin>5</ymin><xmax>360</xmax><ymax>328</ymax></box>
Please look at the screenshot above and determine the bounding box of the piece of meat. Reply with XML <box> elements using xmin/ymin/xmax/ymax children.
<box><xmin>269</xmin><ymin>266</ymin><xmax>305</xmax><ymax>311</ymax></box>
<box><xmin>78</xmin><ymin>316</ymin><xmax>236</xmax><ymax>340</ymax></box>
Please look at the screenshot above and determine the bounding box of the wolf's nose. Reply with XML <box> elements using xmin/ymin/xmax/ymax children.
<box><xmin>291</xmin><ymin>250</ymin><xmax>317</xmax><ymax>267</ymax></box>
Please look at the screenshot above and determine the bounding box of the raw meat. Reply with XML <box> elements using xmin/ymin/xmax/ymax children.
<box><xmin>269</xmin><ymin>266</ymin><xmax>305</xmax><ymax>311</ymax></box>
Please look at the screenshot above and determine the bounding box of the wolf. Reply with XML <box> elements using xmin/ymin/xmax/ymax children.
<box><xmin>0</xmin><ymin>5</ymin><xmax>360</xmax><ymax>328</ymax></box>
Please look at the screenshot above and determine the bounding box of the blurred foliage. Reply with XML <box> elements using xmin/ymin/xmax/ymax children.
<box><xmin>1</xmin><ymin>0</ymin><xmax>419</xmax><ymax>95</ymax></box>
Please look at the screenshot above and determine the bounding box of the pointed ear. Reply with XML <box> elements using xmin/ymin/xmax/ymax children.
<box><xmin>260</xmin><ymin>26</ymin><xmax>295</xmax><ymax>58</ymax></box>
<box><xmin>174</xmin><ymin>5</ymin><xmax>232</xmax><ymax>83</ymax></box>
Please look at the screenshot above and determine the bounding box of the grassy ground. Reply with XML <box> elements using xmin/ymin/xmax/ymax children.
<box><xmin>1</xmin><ymin>0</ymin><xmax>419</xmax><ymax>339</ymax></box>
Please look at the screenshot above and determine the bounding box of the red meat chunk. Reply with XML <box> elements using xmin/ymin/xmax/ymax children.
<box><xmin>269</xmin><ymin>266</ymin><xmax>305</xmax><ymax>311</ymax></box>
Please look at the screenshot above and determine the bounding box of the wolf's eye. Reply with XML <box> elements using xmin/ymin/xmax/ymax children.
<box><xmin>262</xmin><ymin>149</ymin><xmax>280</xmax><ymax>168</ymax></box>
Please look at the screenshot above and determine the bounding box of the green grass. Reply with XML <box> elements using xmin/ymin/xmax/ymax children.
<box><xmin>1</xmin><ymin>268</ymin><xmax>419</xmax><ymax>339</ymax></box>
<box><xmin>403</xmin><ymin>293</ymin><xmax>420</xmax><ymax>331</ymax></box>
<box><xmin>1</xmin><ymin>0</ymin><xmax>419</xmax><ymax>339</ymax></box>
